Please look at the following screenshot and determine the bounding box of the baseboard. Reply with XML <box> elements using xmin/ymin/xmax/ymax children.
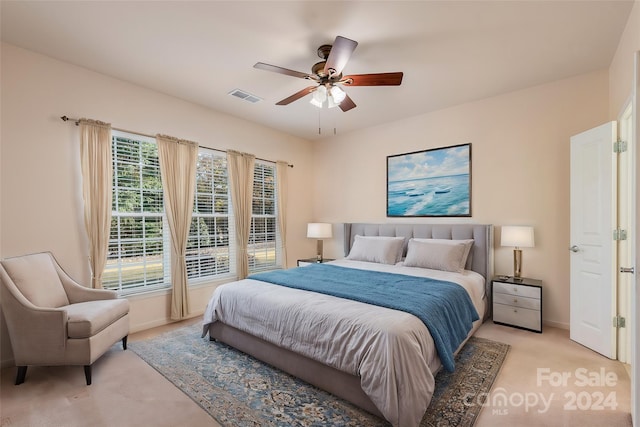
<box><xmin>130</xmin><ymin>310</ymin><xmax>205</xmax><ymax>334</ymax></box>
<box><xmin>2</xmin><ymin>357</ymin><xmax>14</xmax><ymax>369</ymax></box>
<box><xmin>130</xmin><ymin>318</ymin><xmax>174</xmax><ymax>334</ymax></box>
<box><xmin>543</xmin><ymin>319</ymin><xmax>569</xmax><ymax>330</ymax></box>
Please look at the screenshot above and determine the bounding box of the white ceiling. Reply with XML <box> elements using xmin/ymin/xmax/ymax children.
<box><xmin>1</xmin><ymin>1</ymin><xmax>634</xmax><ymax>141</ymax></box>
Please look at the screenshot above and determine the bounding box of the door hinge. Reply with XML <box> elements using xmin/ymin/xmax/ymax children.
<box><xmin>613</xmin><ymin>139</ymin><xmax>627</xmax><ymax>153</ymax></box>
<box><xmin>613</xmin><ymin>315</ymin><xmax>626</xmax><ymax>328</ymax></box>
<box><xmin>613</xmin><ymin>228</ymin><xmax>628</xmax><ymax>241</ymax></box>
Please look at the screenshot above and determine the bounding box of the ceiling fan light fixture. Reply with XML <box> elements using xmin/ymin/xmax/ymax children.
<box><xmin>330</xmin><ymin>85</ymin><xmax>346</xmax><ymax>103</ymax></box>
<box><xmin>310</xmin><ymin>96</ymin><xmax>323</xmax><ymax>108</ymax></box>
<box><xmin>310</xmin><ymin>85</ymin><xmax>327</xmax><ymax>108</ymax></box>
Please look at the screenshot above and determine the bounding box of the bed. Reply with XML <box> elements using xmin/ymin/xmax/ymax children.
<box><xmin>203</xmin><ymin>223</ymin><xmax>493</xmax><ymax>427</ymax></box>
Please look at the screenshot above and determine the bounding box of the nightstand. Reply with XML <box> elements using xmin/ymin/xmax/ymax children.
<box><xmin>297</xmin><ymin>258</ymin><xmax>335</xmax><ymax>267</ymax></box>
<box><xmin>492</xmin><ymin>276</ymin><xmax>542</xmax><ymax>333</ymax></box>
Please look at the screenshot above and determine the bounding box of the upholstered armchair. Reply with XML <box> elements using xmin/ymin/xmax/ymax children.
<box><xmin>0</xmin><ymin>252</ymin><xmax>129</xmax><ymax>385</ymax></box>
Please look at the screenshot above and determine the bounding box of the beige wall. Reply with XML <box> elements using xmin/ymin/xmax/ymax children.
<box><xmin>312</xmin><ymin>70</ymin><xmax>610</xmax><ymax>329</ymax></box>
<box><xmin>0</xmin><ymin>43</ymin><xmax>317</xmax><ymax>365</ymax></box>
<box><xmin>608</xmin><ymin>2</ymin><xmax>639</xmax><ymax>415</ymax></box>
<box><xmin>609</xmin><ymin>0</ymin><xmax>640</xmax><ymax>119</ymax></box>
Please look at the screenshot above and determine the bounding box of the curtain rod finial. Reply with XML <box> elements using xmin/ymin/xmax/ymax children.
<box><xmin>61</xmin><ymin>115</ymin><xmax>80</xmax><ymax>125</ymax></box>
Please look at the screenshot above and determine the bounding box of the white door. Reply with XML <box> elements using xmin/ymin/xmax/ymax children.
<box><xmin>569</xmin><ymin>121</ymin><xmax>617</xmax><ymax>358</ymax></box>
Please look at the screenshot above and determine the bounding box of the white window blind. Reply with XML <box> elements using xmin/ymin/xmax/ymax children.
<box><xmin>187</xmin><ymin>149</ymin><xmax>236</xmax><ymax>282</ymax></box>
<box><xmin>248</xmin><ymin>161</ymin><xmax>280</xmax><ymax>273</ymax></box>
<box><xmin>103</xmin><ymin>130</ymin><xmax>170</xmax><ymax>293</ymax></box>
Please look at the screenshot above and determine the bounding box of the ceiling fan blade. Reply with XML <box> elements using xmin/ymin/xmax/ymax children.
<box><xmin>275</xmin><ymin>86</ymin><xmax>317</xmax><ymax>105</ymax></box>
<box><xmin>324</xmin><ymin>36</ymin><xmax>358</xmax><ymax>78</ymax></box>
<box><xmin>254</xmin><ymin>62</ymin><xmax>316</xmax><ymax>80</ymax></box>
<box><xmin>341</xmin><ymin>72</ymin><xmax>404</xmax><ymax>86</ymax></box>
<box><xmin>339</xmin><ymin>94</ymin><xmax>357</xmax><ymax>112</ymax></box>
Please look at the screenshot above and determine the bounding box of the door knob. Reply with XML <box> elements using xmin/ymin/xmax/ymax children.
<box><xmin>620</xmin><ymin>267</ymin><xmax>635</xmax><ymax>274</ymax></box>
<box><xmin>569</xmin><ymin>245</ymin><xmax>579</xmax><ymax>253</ymax></box>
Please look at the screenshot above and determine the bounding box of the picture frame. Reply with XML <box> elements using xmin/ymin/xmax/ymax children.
<box><xmin>387</xmin><ymin>143</ymin><xmax>472</xmax><ymax>217</ymax></box>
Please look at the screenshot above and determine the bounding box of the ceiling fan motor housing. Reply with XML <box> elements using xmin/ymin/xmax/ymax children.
<box><xmin>317</xmin><ymin>44</ymin><xmax>332</xmax><ymax>59</ymax></box>
<box><xmin>312</xmin><ymin>61</ymin><xmax>342</xmax><ymax>81</ymax></box>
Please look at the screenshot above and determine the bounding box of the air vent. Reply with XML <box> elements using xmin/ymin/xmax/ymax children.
<box><xmin>228</xmin><ymin>89</ymin><xmax>262</xmax><ymax>104</ymax></box>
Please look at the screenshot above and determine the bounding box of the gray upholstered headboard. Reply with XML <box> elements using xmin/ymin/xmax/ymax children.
<box><xmin>344</xmin><ymin>223</ymin><xmax>494</xmax><ymax>283</ymax></box>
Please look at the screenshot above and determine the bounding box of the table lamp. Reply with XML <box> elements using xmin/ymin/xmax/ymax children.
<box><xmin>307</xmin><ymin>223</ymin><xmax>332</xmax><ymax>262</ymax></box>
<box><xmin>501</xmin><ymin>225</ymin><xmax>534</xmax><ymax>279</ymax></box>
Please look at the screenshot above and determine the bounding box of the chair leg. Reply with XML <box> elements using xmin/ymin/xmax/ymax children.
<box><xmin>122</xmin><ymin>335</ymin><xmax>128</xmax><ymax>350</ymax></box>
<box><xmin>84</xmin><ymin>365</ymin><xmax>92</xmax><ymax>385</ymax></box>
<box><xmin>15</xmin><ymin>366</ymin><xmax>27</xmax><ymax>385</ymax></box>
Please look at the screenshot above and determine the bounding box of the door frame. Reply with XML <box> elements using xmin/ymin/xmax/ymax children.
<box><xmin>631</xmin><ymin>50</ymin><xmax>639</xmax><ymax>427</ymax></box>
<box><xmin>617</xmin><ymin>100</ymin><xmax>633</xmax><ymax>364</ymax></box>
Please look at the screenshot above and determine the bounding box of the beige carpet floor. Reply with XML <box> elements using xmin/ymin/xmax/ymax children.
<box><xmin>474</xmin><ymin>323</ymin><xmax>631</xmax><ymax>427</ymax></box>
<box><xmin>0</xmin><ymin>319</ymin><xmax>632</xmax><ymax>427</ymax></box>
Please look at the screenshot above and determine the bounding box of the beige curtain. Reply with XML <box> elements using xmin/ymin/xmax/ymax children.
<box><xmin>79</xmin><ymin>119</ymin><xmax>112</xmax><ymax>289</ymax></box>
<box><xmin>227</xmin><ymin>150</ymin><xmax>255</xmax><ymax>279</ymax></box>
<box><xmin>276</xmin><ymin>161</ymin><xmax>289</xmax><ymax>268</ymax></box>
<box><xmin>157</xmin><ymin>135</ymin><xmax>198</xmax><ymax>320</ymax></box>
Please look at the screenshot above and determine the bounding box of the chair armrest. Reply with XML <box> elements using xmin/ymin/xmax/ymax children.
<box><xmin>61</xmin><ymin>276</ymin><xmax>117</xmax><ymax>303</ymax></box>
<box><xmin>52</xmin><ymin>257</ymin><xmax>117</xmax><ymax>303</ymax></box>
<box><xmin>0</xmin><ymin>269</ymin><xmax>68</xmax><ymax>363</ymax></box>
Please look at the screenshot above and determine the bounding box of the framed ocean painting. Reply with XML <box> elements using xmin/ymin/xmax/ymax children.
<box><xmin>387</xmin><ymin>143</ymin><xmax>472</xmax><ymax>217</ymax></box>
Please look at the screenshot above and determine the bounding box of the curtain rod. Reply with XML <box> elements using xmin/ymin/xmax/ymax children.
<box><xmin>60</xmin><ymin>116</ymin><xmax>293</xmax><ymax>168</ymax></box>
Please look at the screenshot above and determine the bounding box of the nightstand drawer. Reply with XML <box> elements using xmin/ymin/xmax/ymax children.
<box><xmin>493</xmin><ymin>281</ymin><xmax>541</xmax><ymax>299</ymax></box>
<box><xmin>493</xmin><ymin>292</ymin><xmax>541</xmax><ymax>310</ymax></box>
<box><xmin>493</xmin><ymin>303</ymin><xmax>541</xmax><ymax>331</ymax></box>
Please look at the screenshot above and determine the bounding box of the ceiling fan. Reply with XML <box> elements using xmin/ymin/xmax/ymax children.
<box><xmin>254</xmin><ymin>36</ymin><xmax>403</xmax><ymax>112</ymax></box>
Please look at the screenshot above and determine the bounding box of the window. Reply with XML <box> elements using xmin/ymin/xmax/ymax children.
<box><xmin>248</xmin><ymin>161</ymin><xmax>280</xmax><ymax>273</ymax></box>
<box><xmin>187</xmin><ymin>154</ymin><xmax>282</xmax><ymax>280</ymax></box>
<box><xmin>102</xmin><ymin>131</ymin><xmax>282</xmax><ymax>293</ymax></box>
<box><xmin>186</xmin><ymin>150</ymin><xmax>235</xmax><ymax>281</ymax></box>
<box><xmin>104</xmin><ymin>131</ymin><xmax>169</xmax><ymax>293</ymax></box>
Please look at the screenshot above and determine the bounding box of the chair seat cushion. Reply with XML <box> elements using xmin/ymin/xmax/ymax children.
<box><xmin>64</xmin><ymin>299</ymin><xmax>130</xmax><ymax>339</ymax></box>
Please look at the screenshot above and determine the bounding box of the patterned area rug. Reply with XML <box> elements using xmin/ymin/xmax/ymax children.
<box><xmin>130</xmin><ymin>324</ymin><xmax>509</xmax><ymax>427</ymax></box>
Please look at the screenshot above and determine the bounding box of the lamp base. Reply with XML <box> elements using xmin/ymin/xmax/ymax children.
<box><xmin>513</xmin><ymin>248</ymin><xmax>522</xmax><ymax>278</ymax></box>
<box><xmin>316</xmin><ymin>240</ymin><xmax>324</xmax><ymax>262</ymax></box>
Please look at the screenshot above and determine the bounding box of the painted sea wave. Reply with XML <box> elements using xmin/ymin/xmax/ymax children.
<box><xmin>387</xmin><ymin>174</ymin><xmax>470</xmax><ymax>216</ymax></box>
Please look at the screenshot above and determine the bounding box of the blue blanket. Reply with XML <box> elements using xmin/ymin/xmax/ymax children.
<box><xmin>249</xmin><ymin>264</ymin><xmax>479</xmax><ymax>372</ymax></box>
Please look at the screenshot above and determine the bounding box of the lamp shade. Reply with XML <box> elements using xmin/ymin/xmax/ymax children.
<box><xmin>307</xmin><ymin>223</ymin><xmax>333</xmax><ymax>239</ymax></box>
<box><xmin>501</xmin><ymin>226</ymin><xmax>534</xmax><ymax>248</ymax></box>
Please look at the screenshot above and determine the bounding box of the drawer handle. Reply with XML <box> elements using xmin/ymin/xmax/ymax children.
<box><xmin>513</xmin><ymin>309</ymin><xmax>518</xmax><ymax>313</ymax></box>
<box><xmin>513</xmin><ymin>298</ymin><xmax>518</xmax><ymax>303</ymax></box>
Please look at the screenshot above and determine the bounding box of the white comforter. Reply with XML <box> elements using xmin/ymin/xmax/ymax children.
<box><xmin>202</xmin><ymin>259</ymin><xmax>485</xmax><ymax>427</ymax></box>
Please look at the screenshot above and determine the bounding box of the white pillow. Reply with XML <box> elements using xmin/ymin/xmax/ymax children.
<box><xmin>346</xmin><ymin>235</ymin><xmax>405</xmax><ymax>265</ymax></box>
<box><xmin>403</xmin><ymin>238</ymin><xmax>473</xmax><ymax>273</ymax></box>
<box><xmin>412</xmin><ymin>238</ymin><xmax>474</xmax><ymax>270</ymax></box>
